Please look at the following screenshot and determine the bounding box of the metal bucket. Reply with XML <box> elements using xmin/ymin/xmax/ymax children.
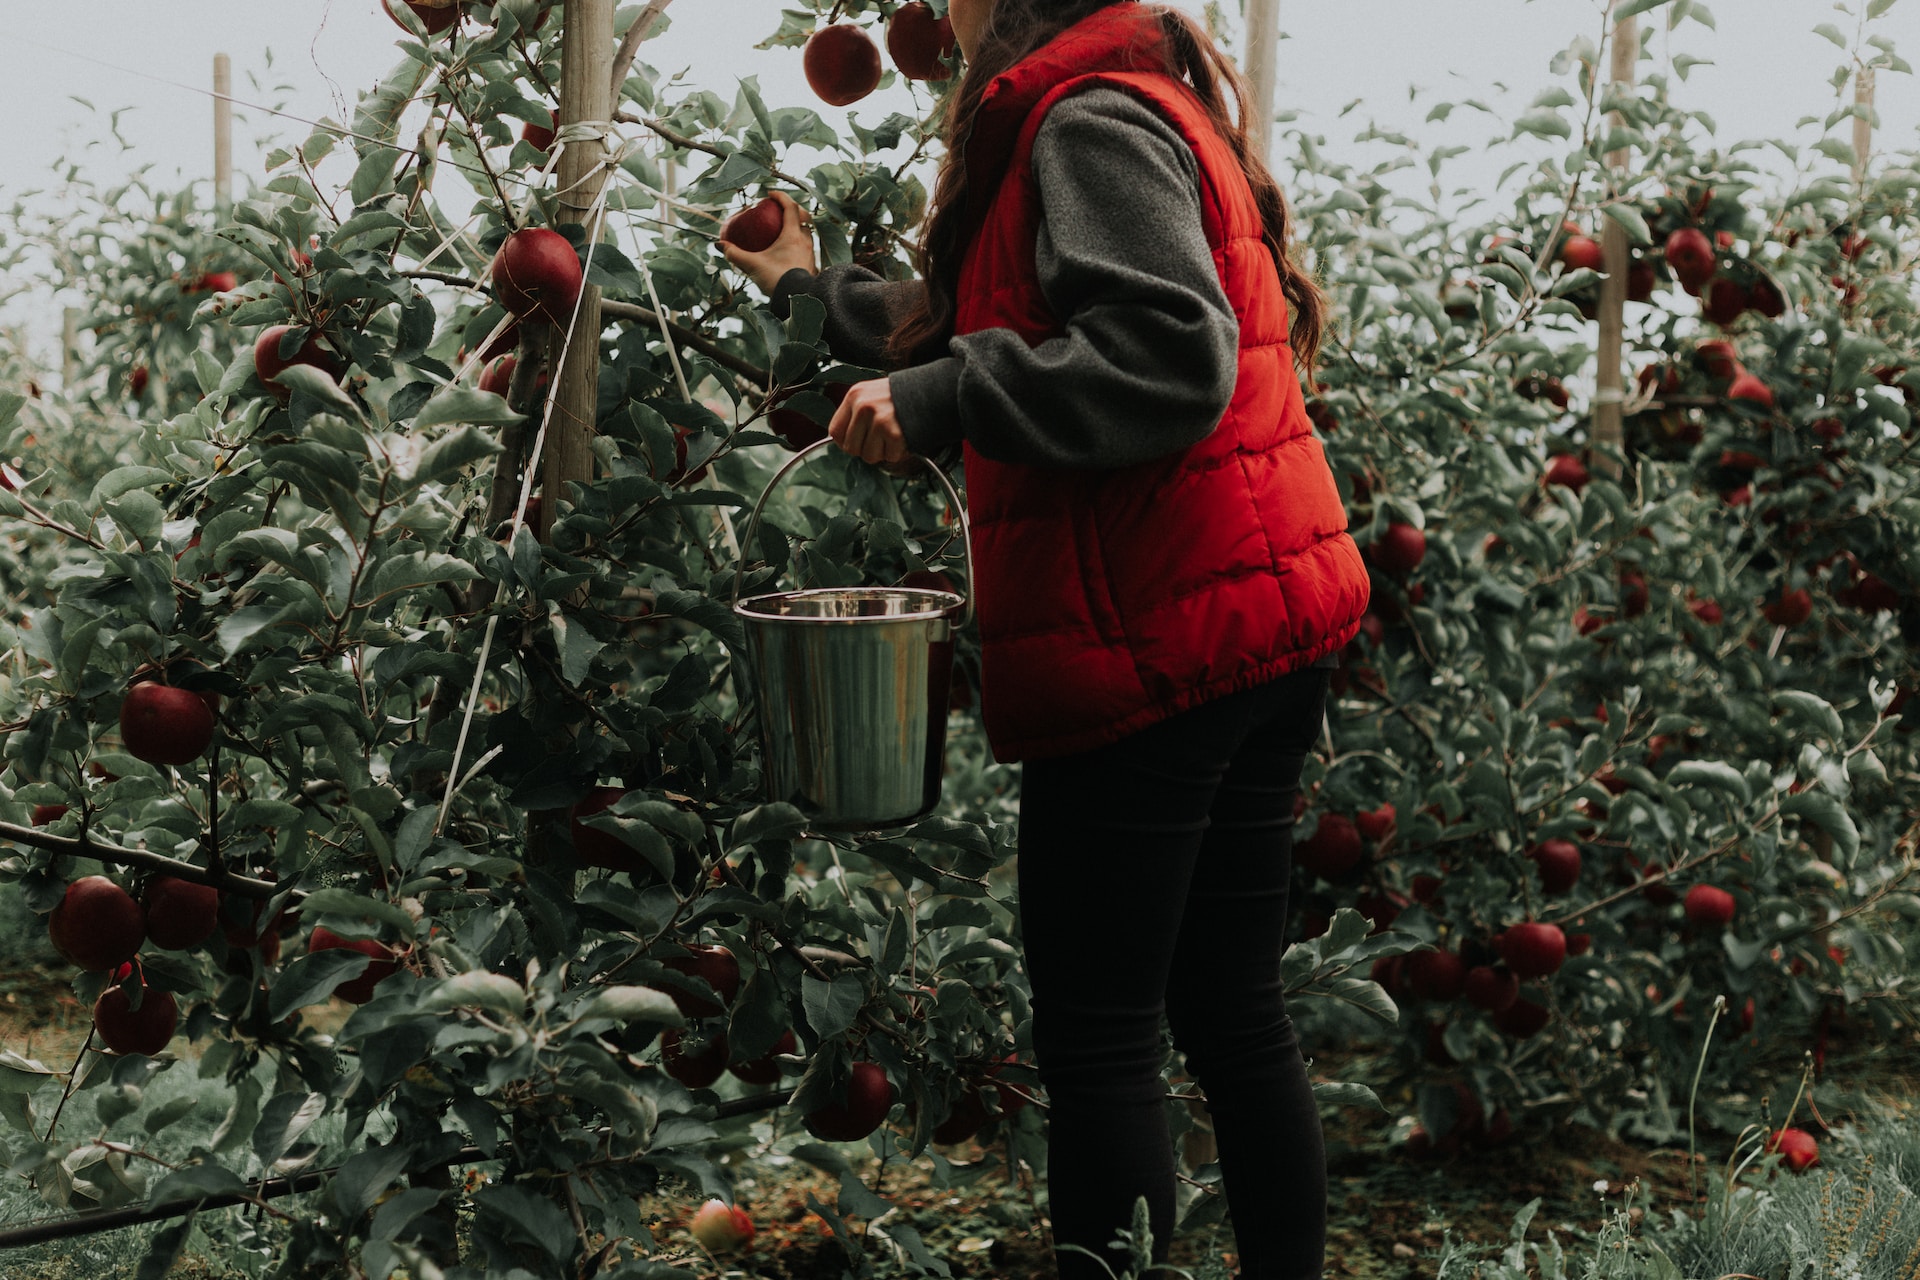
<box><xmin>730</xmin><ymin>438</ymin><xmax>973</xmax><ymax>830</ymax></box>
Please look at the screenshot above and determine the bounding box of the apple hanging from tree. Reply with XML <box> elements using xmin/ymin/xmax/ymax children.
<box><xmin>1761</xmin><ymin>586</ymin><xmax>1812</xmax><ymax>628</ymax></box>
<box><xmin>1558</xmin><ymin>233</ymin><xmax>1604</xmax><ymax>272</ymax></box>
<box><xmin>120</xmin><ymin>680</ymin><xmax>217</xmax><ymax>766</ymax></box>
<box><xmin>803</xmin><ymin>23</ymin><xmax>884</xmax><ymax>106</ymax></box>
<box><xmin>143</xmin><ymin>876</ymin><xmax>223</xmax><ymax>951</ymax></box>
<box><xmin>804</xmin><ymin>1060</ymin><xmax>895</xmax><ymax>1141</ymax></box>
<box><xmin>30</xmin><ymin>804</ymin><xmax>68</xmax><ymax>826</ymax></box>
<box><xmin>1463</xmin><ymin>964</ymin><xmax>1519</xmax><ymax>1013</ymax></box>
<box><xmin>662</xmin><ymin>1027</ymin><xmax>730</xmax><ymax>1089</ymax></box>
<box><xmin>49</xmin><ymin>876</ymin><xmax>146</xmax><ymax>972</ymax></box>
<box><xmin>1406</xmin><ymin>948</ymin><xmax>1466</xmax><ymax>1001</ymax></box>
<box><xmin>93</xmin><ymin>964</ymin><xmax>179</xmax><ymax>1057</ymax></box>
<box><xmin>254</xmin><ymin>325</ymin><xmax>345</xmax><ymax>402</ymax></box>
<box><xmin>569</xmin><ymin>786</ymin><xmax>650</xmax><ymax>872</ymax></box>
<box><xmin>1663</xmin><ymin>227</ymin><xmax>1716</xmax><ymax>291</ymax></box>
<box><xmin>1528</xmin><ymin>840</ymin><xmax>1582</xmax><ymax>894</ymax></box>
<box><xmin>1543</xmin><ymin>453</ymin><xmax>1590</xmax><ymax>493</ymax></box>
<box><xmin>729</xmin><ymin>1028</ymin><xmax>799</xmax><ymax>1085</ymax></box>
<box><xmin>658</xmin><ymin>944</ymin><xmax>741</xmax><ymax>1018</ymax></box>
<box><xmin>1498</xmin><ymin>923</ymin><xmax>1567</xmax><ymax>979</ymax></box>
<box><xmin>1368</xmin><ymin>522</ymin><xmax>1426</xmax><ymax>575</ymax></box>
<box><xmin>1728</xmin><ymin>371</ymin><xmax>1775</xmax><ymax>410</ymax></box>
<box><xmin>886</xmin><ymin>1</ymin><xmax>956</xmax><ymax>81</ymax></box>
<box><xmin>1683</xmin><ymin>884</ymin><xmax>1737</xmax><ymax>928</ymax></box>
<box><xmin>383</xmin><ymin>0</ymin><xmax>461</xmax><ymax>36</ymax></box>
<box><xmin>1293</xmin><ymin>813</ymin><xmax>1363</xmax><ymax>879</ymax></box>
<box><xmin>307</xmin><ymin>927</ymin><xmax>399</xmax><ymax>1004</ymax></box>
<box><xmin>521</xmin><ymin>108</ymin><xmax>558</xmax><ymax>156</ymax></box>
<box><xmin>1492</xmin><ymin>994</ymin><xmax>1551</xmax><ymax>1038</ymax></box>
<box><xmin>491</xmin><ymin>227</ymin><xmax>583</xmax><ymax>324</ymax></box>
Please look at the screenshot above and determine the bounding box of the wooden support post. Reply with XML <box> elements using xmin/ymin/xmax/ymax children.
<box><xmin>61</xmin><ymin>307</ymin><xmax>78</xmax><ymax>391</ymax></box>
<box><xmin>1852</xmin><ymin>65</ymin><xmax>1875</xmax><ymax>184</ymax></box>
<box><xmin>213</xmin><ymin>53</ymin><xmax>233</xmax><ymax>210</ymax></box>
<box><xmin>1591</xmin><ymin>10</ymin><xmax>1636</xmax><ymax>481</ymax></box>
<box><xmin>1242</xmin><ymin>0</ymin><xmax>1280</xmax><ymax>162</ymax></box>
<box><xmin>542</xmin><ymin>0</ymin><xmax>615</xmax><ymax>543</ymax></box>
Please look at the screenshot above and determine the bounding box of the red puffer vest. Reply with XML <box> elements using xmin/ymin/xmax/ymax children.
<box><xmin>954</xmin><ymin>2</ymin><xmax>1370</xmax><ymax>762</ymax></box>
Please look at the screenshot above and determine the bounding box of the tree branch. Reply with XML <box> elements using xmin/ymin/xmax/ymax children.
<box><xmin>0</xmin><ymin>823</ymin><xmax>279</xmax><ymax>899</ymax></box>
<box><xmin>600</xmin><ymin>298</ymin><xmax>768</xmax><ymax>384</ymax></box>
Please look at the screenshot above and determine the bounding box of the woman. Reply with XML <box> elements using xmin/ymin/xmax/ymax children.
<box><xmin>723</xmin><ymin>1</ymin><xmax>1369</xmax><ymax>1275</ymax></box>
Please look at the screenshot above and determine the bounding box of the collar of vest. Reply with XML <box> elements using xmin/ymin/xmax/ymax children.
<box><xmin>962</xmin><ymin>3</ymin><xmax>1174</xmax><ymax>226</ymax></box>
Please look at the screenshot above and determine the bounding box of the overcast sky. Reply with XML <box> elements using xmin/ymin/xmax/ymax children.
<box><xmin>3</xmin><ymin>0</ymin><xmax>1912</xmax><ymax>360</ymax></box>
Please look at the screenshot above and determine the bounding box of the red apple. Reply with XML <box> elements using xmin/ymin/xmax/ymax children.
<box><xmin>1664</xmin><ymin>227</ymin><xmax>1716</xmax><ymax>290</ymax></box>
<box><xmin>931</xmin><ymin>1084</ymin><xmax>993</xmax><ymax>1145</ymax></box>
<box><xmin>1543</xmin><ymin>453</ymin><xmax>1589</xmax><ymax>493</ymax></box>
<box><xmin>1355</xmin><ymin>803</ymin><xmax>1396</xmax><ymax>841</ymax></box>
<box><xmin>1767</xmin><ymin>1127</ymin><xmax>1819</xmax><ymax>1172</ymax></box>
<box><xmin>1695</xmin><ymin>339</ymin><xmax>1742</xmax><ymax>381</ymax></box>
<box><xmin>184</xmin><ymin>270</ymin><xmax>238</xmax><ymax>294</ymax></box>
<box><xmin>119</xmin><ymin>681</ymin><xmax>216</xmax><ymax>766</ymax></box>
<box><xmin>254</xmin><ymin>325</ymin><xmax>344</xmax><ymax>401</ymax></box>
<box><xmin>1762</xmin><ymin>587</ymin><xmax>1811</xmax><ymax>628</ymax></box>
<box><xmin>660</xmin><ymin>944</ymin><xmax>740</xmax><ymax>1018</ymax></box>
<box><xmin>1728</xmin><ymin>372</ymin><xmax>1775</xmax><ymax>410</ymax></box>
<box><xmin>143</xmin><ymin>876</ymin><xmax>223</xmax><ymax>951</ymax></box>
<box><xmin>1749</xmin><ymin>275</ymin><xmax>1786</xmax><ymax>318</ymax></box>
<box><xmin>1498</xmin><ymin>923</ymin><xmax>1567</xmax><ymax>979</ymax></box>
<box><xmin>129</xmin><ymin>366</ymin><xmax>149</xmax><ymax>396</ymax></box>
<box><xmin>886</xmin><ymin>1</ymin><xmax>955</xmax><ymax>80</ymax></box>
<box><xmin>803</xmin><ymin>23</ymin><xmax>884</xmax><ymax>106</ymax></box>
<box><xmin>480</xmin><ymin>354</ymin><xmax>516</xmax><ymax>397</ymax></box>
<box><xmin>1703</xmin><ymin>278</ymin><xmax>1748</xmax><ymax>326</ymax></box>
<box><xmin>1627</xmin><ymin>259</ymin><xmax>1656</xmax><ymax>301</ymax></box>
<box><xmin>1463</xmin><ymin>964</ymin><xmax>1519</xmax><ymax>1013</ymax></box>
<box><xmin>1369</xmin><ymin>522</ymin><xmax>1426</xmax><ymax>575</ymax></box>
<box><xmin>491</xmin><ymin>227</ymin><xmax>582</xmax><ymax>324</ymax></box>
<box><xmin>49</xmin><ymin>876</ymin><xmax>146</xmax><ymax>972</ymax></box>
<box><xmin>729</xmin><ymin>1028</ymin><xmax>799</xmax><ymax>1085</ymax></box>
<box><xmin>721</xmin><ymin>196</ymin><xmax>786</xmax><ymax>254</ymax></box>
<box><xmin>689</xmin><ymin>1198</ymin><xmax>756</xmax><ymax>1252</ymax></box>
<box><xmin>384</xmin><ymin>0</ymin><xmax>461</xmax><ymax>35</ymax></box>
<box><xmin>1559</xmin><ymin>235</ymin><xmax>1604</xmax><ymax>272</ymax></box>
<box><xmin>521</xmin><ymin>109</ymin><xmax>557</xmax><ymax>155</ymax></box>
<box><xmin>1407</xmin><ymin>948</ymin><xmax>1466</xmax><ymax>1001</ymax></box>
<box><xmin>1683</xmin><ymin>884</ymin><xmax>1736</xmax><ymax>928</ymax></box>
<box><xmin>569</xmin><ymin>787</ymin><xmax>645</xmax><ymax>872</ymax></box>
<box><xmin>1293</xmin><ymin>813</ymin><xmax>1364</xmax><ymax>879</ymax></box>
<box><xmin>805</xmin><ymin>1061</ymin><xmax>894</xmax><ymax>1141</ymax></box>
<box><xmin>1528</xmin><ymin>840</ymin><xmax>1582</xmax><ymax>894</ymax></box>
<box><xmin>1492</xmin><ymin>995</ymin><xmax>1551</xmax><ymax>1038</ymax></box>
<box><xmin>30</xmin><ymin>804</ymin><xmax>68</xmax><ymax>826</ymax></box>
<box><xmin>307</xmin><ymin>927</ymin><xmax>398</xmax><ymax>1005</ymax></box>
<box><xmin>662</xmin><ymin>1027</ymin><xmax>729</xmax><ymax>1088</ymax></box>
<box><xmin>1689</xmin><ymin>598</ymin><xmax>1724</xmax><ymax>625</ymax></box>
<box><xmin>93</xmin><ymin>967</ymin><xmax>178</xmax><ymax>1056</ymax></box>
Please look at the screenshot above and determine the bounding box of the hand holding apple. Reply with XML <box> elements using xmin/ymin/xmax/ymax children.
<box><xmin>718</xmin><ymin>192</ymin><xmax>817</xmax><ymax>295</ymax></box>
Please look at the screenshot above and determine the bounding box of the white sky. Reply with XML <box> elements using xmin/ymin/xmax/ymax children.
<box><xmin>2</xmin><ymin>0</ymin><xmax>1913</xmax><ymax>360</ymax></box>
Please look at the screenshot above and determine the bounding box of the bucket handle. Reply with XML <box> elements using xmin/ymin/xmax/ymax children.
<box><xmin>729</xmin><ymin>436</ymin><xmax>974</xmax><ymax>630</ymax></box>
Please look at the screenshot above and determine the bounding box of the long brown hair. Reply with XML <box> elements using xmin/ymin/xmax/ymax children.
<box><xmin>888</xmin><ymin>0</ymin><xmax>1326</xmax><ymax>376</ymax></box>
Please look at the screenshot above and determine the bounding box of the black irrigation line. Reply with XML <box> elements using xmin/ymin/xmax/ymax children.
<box><xmin>0</xmin><ymin>1091</ymin><xmax>785</xmax><ymax>1248</ymax></box>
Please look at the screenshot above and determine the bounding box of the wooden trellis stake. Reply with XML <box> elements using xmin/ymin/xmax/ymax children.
<box><xmin>1592</xmin><ymin>9</ymin><xmax>1637</xmax><ymax>480</ymax></box>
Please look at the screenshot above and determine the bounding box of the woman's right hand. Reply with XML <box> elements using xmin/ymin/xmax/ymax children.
<box><xmin>718</xmin><ymin>191</ymin><xmax>819</xmax><ymax>296</ymax></box>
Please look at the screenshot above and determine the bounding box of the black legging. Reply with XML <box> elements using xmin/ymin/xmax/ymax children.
<box><xmin>1017</xmin><ymin>664</ymin><xmax>1331</xmax><ymax>1280</ymax></box>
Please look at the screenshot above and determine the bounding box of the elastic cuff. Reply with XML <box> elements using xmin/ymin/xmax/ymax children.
<box><xmin>889</xmin><ymin>357</ymin><xmax>966</xmax><ymax>457</ymax></box>
<box><xmin>769</xmin><ymin>267</ymin><xmax>817</xmax><ymax>321</ymax></box>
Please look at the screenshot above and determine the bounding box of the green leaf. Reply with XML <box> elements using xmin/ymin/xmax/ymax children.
<box><xmin>1615</xmin><ymin>0</ymin><xmax>1677</xmax><ymax>17</ymax></box>
<box><xmin>575</xmin><ymin>986</ymin><xmax>686</xmax><ymax>1024</ymax></box>
<box><xmin>1312</xmin><ymin>1080</ymin><xmax>1387</xmax><ymax>1112</ymax></box>
<box><xmin>412</xmin><ymin>386</ymin><xmax>526</xmax><ymax>432</ymax></box>
<box><xmin>802</xmin><ymin>972</ymin><xmax>867</xmax><ymax>1039</ymax></box>
<box><xmin>408</xmin><ymin>425</ymin><xmax>504</xmax><ymax>488</ymax></box>
<box><xmin>90</xmin><ymin>466</ymin><xmax>171</xmax><ymax>507</ymax></box>
<box><xmin>253</xmin><ymin>1091</ymin><xmax>327</xmax><ymax>1166</ymax></box>
<box><xmin>1600</xmin><ymin>202</ymin><xmax>1653</xmax><ymax>246</ymax></box>
<box><xmin>1513</xmin><ymin>108</ymin><xmax>1571</xmax><ymax>140</ymax></box>
<box><xmin>1813</xmin><ymin>22</ymin><xmax>1848</xmax><ymax>47</ymax></box>
<box><xmin>1780</xmin><ymin>790</ymin><xmax>1860</xmax><ymax>862</ymax></box>
<box><xmin>273</xmin><ymin>363</ymin><xmax>361</xmax><ymax>416</ymax></box>
<box><xmin>1666</xmin><ymin>760</ymin><xmax>1751</xmax><ymax>805</ymax></box>
<box><xmin>731</xmin><ymin>802</ymin><xmax>809</xmax><ymax>847</ymax></box>
<box><xmin>268</xmin><ymin>949</ymin><xmax>371</xmax><ymax>1021</ymax></box>
<box><xmin>1773</xmin><ymin>691</ymin><xmax>1844</xmax><ymax>744</ymax></box>
<box><xmin>419</xmin><ymin>971</ymin><xmax>526</xmax><ymax>1017</ymax></box>
<box><xmin>472</xmin><ymin>1184</ymin><xmax>578</xmax><ymax>1262</ymax></box>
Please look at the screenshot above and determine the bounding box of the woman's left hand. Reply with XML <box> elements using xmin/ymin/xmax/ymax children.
<box><xmin>828</xmin><ymin>378</ymin><xmax>913</xmax><ymax>467</ymax></box>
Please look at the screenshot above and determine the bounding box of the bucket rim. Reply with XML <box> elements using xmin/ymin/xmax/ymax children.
<box><xmin>733</xmin><ymin>585</ymin><xmax>964</xmax><ymax>624</ymax></box>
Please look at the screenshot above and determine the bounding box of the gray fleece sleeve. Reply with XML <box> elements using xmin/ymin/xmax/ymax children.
<box><xmin>774</xmin><ymin>88</ymin><xmax>1240</xmax><ymax>469</ymax></box>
